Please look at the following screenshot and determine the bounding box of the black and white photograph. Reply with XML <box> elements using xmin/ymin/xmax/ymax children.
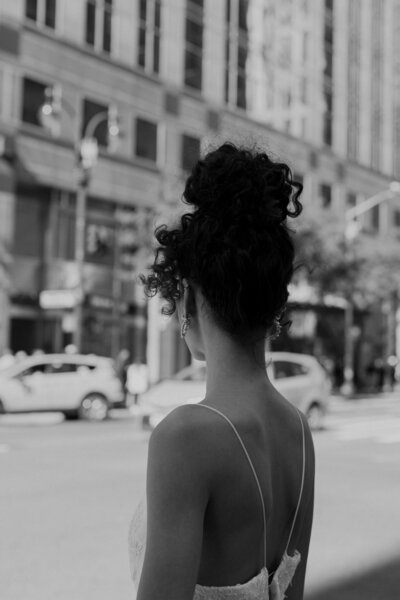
<box><xmin>1</xmin><ymin>1</ymin><xmax>400</xmax><ymax>599</ymax></box>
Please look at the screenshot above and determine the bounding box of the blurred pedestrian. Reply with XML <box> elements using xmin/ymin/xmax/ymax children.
<box><xmin>0</xmin><ymin>349</ymin><xmax>15</xmax><ymax>370</ymax></box>
<box><xmin>366</xmin><ymin>359</ymin><xmax>376</xmax><ymax>391</ymax></box>
<box><xmin>126</xmin><ymin>360</ymin><xmax>148</xmax><ymax>405</ymax></box>
<box><xmin>385</xmin><ymin>356</ymin><xmax>397</xmax><ymax>391</ymax></box>
<box><xmin>115</xmin><ymin>348</ymin><xmax>130</xmax><ymax>403</ymax></box>
<box><xmin>64</xmin><ymin>344</ymin><xmax>78</xmax><ymax>354</ymax></box>
<box><xmin>374</xmin><ymin>358</ymin><xmax>385</xmax><ymax>392</ymax></box>
<box><xmin>129</xmin><ymin>143</ymin><xmax>314</xmax><ymax>600</ymax></box>
<box><xmin>32</xmin><ymin>348</ymin><xmax>44</xmax><ymax>356</ymax></box>
<box><xmin>15</xmin><ymin>350</ymin><xmax>27</xmax><ymax>363</ymax></box>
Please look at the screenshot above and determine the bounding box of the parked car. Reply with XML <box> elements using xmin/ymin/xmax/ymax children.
<box><xmin>0</xmin><ymin>354</ymin><xmax>125</xmax><ymax>422</ymax></box>
<box><xmin>138</xmin><ymin>352</ymin><xmax>331</xmax><ymax>430</ymax></box>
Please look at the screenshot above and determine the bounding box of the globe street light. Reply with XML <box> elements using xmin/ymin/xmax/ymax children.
<box><xmin>39</xmin><ymin>86</ymin><xmax>120</xmax><ymax>351</ymax></box>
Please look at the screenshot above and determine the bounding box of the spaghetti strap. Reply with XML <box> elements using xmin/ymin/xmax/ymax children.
<box><xmin>192</xmin><ymin>403</ymin><xmax>268</xmax><ymax>568</ymax></box>
<box><xmin>284</xmin><ymin>408</ymin><xmax>306</xmax><ymax>555</ymax></box>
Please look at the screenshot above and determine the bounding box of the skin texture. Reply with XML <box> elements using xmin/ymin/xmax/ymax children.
<box><xmin>137</xmin><ymin>283</ymin><xmax>315</xmax><ymax>600</ymax></box>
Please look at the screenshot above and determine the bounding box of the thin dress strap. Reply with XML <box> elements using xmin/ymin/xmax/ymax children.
<box><xmin>284</xmin><ymin>409</ymin><xmax>306</xmax><ymax>555</ymax></box>
<box><xmin>192</xmin><ymin>403</ymin><xmax>268</xmax><ymax>567</ymax></box>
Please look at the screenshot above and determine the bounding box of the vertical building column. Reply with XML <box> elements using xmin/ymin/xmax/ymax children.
<box><xmin>309</xmin><ymin>0</ymin><xmax>324</xmax><ymax>147</ymax></box>
<box><xmin>62</xmin><ymin>0</ymin><xmax>86</xmax><ymax>46</ymax></box>
<box><xmin>358</xmin><ymin>0</ymin><xmax>372</xmax><ymax>166</ymax></box>
<box><xmin>162</xmin><ymin>0</ymin><xmax>185</xmax><ymax>86</ymax></box>
<box><xmin>114</xmin><ymin>0</ymin><xmax>137</xmax><ymax>66</ymax></box>
<box><xmin>204</xmin><ymin>0</ymin><xmax>225</xmax><ymax>104</ymax></box>
<box><xmin>332</xmin><ymin>0</ymin><xmax>348</xmax><ymax>157</ymax></box>
<box><xmin>393</xmin><ymin>2</ymin><xmax>400</xmax><ymax>180</ymax></box>
<box><xmin>381</xmin><ymin>0</ymin><xmax>395</xmax><ymax>175</ymax></box>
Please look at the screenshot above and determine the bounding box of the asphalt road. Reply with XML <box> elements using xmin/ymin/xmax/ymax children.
<box><xmin>1</xmin><ymin>395</ymin><xmax>400</xmax><ymax>600</ymax></box>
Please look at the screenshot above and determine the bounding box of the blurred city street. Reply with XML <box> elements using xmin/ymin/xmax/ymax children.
<box><xmin>1</xmin><ymin>393</ymin><xmax>400</xmax><ymax>600</ymax></box>
<box><xmin>1</xmin><ymin>1</ymin><xmax>400</xmax><ymax>599</ymax></box>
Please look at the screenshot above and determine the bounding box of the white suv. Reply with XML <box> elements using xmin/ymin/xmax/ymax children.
<box><xmin>0</xmin><ymin>354</ymin><xmax>124</xmax><ymax>421</ymax></box>
<box><xmin>138</xmin><ymin>352</ymin><xmax>331</xmax><ymax>430</ymax></box>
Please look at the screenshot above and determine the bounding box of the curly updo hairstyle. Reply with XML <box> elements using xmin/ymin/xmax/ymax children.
<box><xmin>141</xmin><ymin>142</ymin><xmax>303</xmax><ymax>339</ymax></box>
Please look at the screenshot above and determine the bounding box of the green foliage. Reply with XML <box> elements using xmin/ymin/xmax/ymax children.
<box><xmin>293</xmin><ymin>209</ymin><xmax>400</xmax><ymax>307</ymax></box>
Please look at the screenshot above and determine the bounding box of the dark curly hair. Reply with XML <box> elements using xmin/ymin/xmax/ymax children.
<box><xmin>141</xmin><ymin>142</ymin><xmax>303</xmax><ymax>338</ymax></box>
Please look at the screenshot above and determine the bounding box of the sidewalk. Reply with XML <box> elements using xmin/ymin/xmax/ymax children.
<box><xmin>329</xmin><ymin>387</ymin><xmax>400</xmax><ymax>410</ymax></box>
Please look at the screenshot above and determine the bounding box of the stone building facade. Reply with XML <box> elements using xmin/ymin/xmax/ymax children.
<box><xmin>0</xmin><ymin>0</ymin><xmax>400</xmax><ymax>382</ymax></box>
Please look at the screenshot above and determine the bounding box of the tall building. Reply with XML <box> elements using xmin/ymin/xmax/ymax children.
<box><xmin>0</xmin><ymin>0</ymin><xmax>400</xmax><ymax>381</ymax></box>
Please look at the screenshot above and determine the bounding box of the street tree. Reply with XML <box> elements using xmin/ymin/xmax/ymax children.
<box><xmin>293</xmin><ymin>210</ymin><xmax>400</xmax><ymax>305</ymax></box>
<box><xmin>292</xmin><ymin>209</ymin><xmax>400</xmax><ymax>391</ymax></box>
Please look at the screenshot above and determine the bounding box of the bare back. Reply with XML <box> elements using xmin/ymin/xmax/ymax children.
<box><xmin>191</xmin><ymin>389</ymin><xmax>314</xmax><ymax>598</ymax></box>
<box><xmin>134</xmin><ymin>385</ymin><xmax>315</xmax><ymax>600</ymax></box>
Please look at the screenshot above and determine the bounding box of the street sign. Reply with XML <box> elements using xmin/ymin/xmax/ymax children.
<box><xmin>39</xmin><ymin>289</ymin><xmax>80</xmax><ymax>310</ymax></box>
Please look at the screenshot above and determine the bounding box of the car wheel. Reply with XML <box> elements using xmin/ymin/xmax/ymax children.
<box><xmin>306</xmin><ymin>402</ymin><xmax>324</xmax><ymax>430</ymax></box>
<box><xmin>63</xmin><ymin>410</ymin><xmax>78</xmax><ymax>421</ymax></box>
<box><xmin>78</xmin><ymin>393</ymin><xmax>109</xmax><ymax>422</ymax></box>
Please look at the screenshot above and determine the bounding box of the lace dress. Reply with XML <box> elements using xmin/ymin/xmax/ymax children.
<box><xmin>129</xmin><ymin>405</ymin><xmax>306</xmax><ymax>599</ymax></box>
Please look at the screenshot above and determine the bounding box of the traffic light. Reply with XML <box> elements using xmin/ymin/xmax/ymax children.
<box><xmin>41</xmin><ymin>84</ymin><xmax>62</xmax><ymax>118</ymax></box>
<box><xmin>38</xmin><ymin>84</ymin><xmax>62</xmax><ymax>135</ymax></box>
<box><xmin>86</xmin><ymin>224</ymin><xmax>112</xmax><ymax>257</ymax></box>
<box><xmin>107</xmin><ymin>104</ymin><xmax>120</xmax><ymax>152</ymax></box>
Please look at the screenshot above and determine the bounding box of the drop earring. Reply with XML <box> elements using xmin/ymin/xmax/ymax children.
<box><xmin>180</xmin><ymin>314</ymin><xmax>191</xmax><ymax>339</ymax></box>
<box><xmin>270</xmin><ymin>316</ymin><xmax>282</xmax><ymax>340</ymax></box>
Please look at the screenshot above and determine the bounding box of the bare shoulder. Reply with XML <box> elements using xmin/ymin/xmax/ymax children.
<box><xmin>148</xmin><ymin>404</ymin><xmax>222</xmax><ymax>477</ymax></box>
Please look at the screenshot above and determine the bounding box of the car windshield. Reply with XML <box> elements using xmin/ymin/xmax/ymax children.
<box><xmin>0</xmin><ymin>362</ymin><xmax>33</xmax><ymax>378</ymax></box>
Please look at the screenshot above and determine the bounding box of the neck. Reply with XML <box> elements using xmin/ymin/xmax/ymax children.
<box><xmin>202</xmin><ymin>327</ymin><xmax>271</xmax><ymax>404</ymax></box>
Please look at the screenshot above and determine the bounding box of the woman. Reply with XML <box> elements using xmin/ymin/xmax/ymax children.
<box><xmin>129</xmin><ymin>143</ymin><xmax>315</xmax><ymax>600</ymax></box>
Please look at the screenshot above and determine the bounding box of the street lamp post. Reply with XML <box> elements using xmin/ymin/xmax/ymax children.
<box><xmin>39</xmin><ymin>88</ymin><xmax>120</xmax><ymax>352</ymax></box>
<box><xmin>341</xmin><ymin>182</ymin><xmax>400</xmax><ymax>395</ymax></box>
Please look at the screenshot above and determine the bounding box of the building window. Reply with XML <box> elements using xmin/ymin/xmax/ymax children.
<box><xmin>135</xmin><ymin>118</ymin><xmax>158</xmax><ymax>162</ymax></box>
<box><xmin>346</xmin><ymin>192</ymin><xmax>357</xmax><ymax>208</ymax></box>
<box><xmin>319</xmin><ymin>183</ymin><xmax>332</xmax><ymax>208</ymax></box>
<box><xmin>369</xmin><ymin>204</ymin><xmax>380</xmax><ymax>232</ymax></box>
<box><xmin>81</xmin><ymin>99</ymin><xmax>109</xmax><ymax>147</ymax></box>
<box><xmin>138</xmin><ymin>0</ymin><xmax>161</xmax><ymax>74</ymax></box>
<box><xmin>25</xmin><ymin>0</ymin><xmax>57</xmax><ymax>29</ymax></box>
<box><xmin>181</xmin><ymin>134</ymin><xmax>200</xmax><ymax>172</ymax></box>
<box><xmin>184</xmin><ymin>0</ymin><xmax>204</xmax><ymax>91</ymax></box>
<box><xmin>22</xmin><ymin>77</ymin><xmax>48</xmax><ymax>127</ymax></box>
<box><xmin>225</xmin><ymin>0</ymin><xmax>249</xmax><ymax>109</ymax></box>
<box><xmin>85</xmin><ymin>0</ymin><xmax>113</xmax><ymax>54</ymax></box>
<box><xmin>394</xmin><ymin>210</ymin><xmax>400</xmax><ymax>228</ymax></box>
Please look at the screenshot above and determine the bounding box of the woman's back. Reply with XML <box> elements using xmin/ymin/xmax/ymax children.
<box><xmin>190</xmin><ymin>386</ymin><xmax>314</xmax><ymax>596</ymax></box>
